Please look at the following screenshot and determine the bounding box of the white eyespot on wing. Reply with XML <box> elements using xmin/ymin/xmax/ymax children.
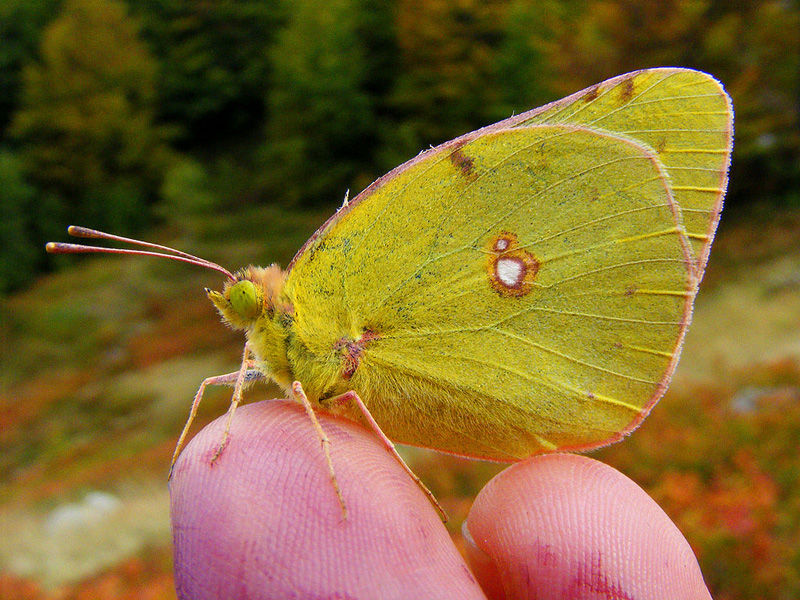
<box><xmin>494</xmin><ymin>238</ymin><xmax>511</xmax><ymax>252</ymax></box>
<box><xmin>496</xmin><ymin>256</ymin><xmax>525</xmax><ymax>288</ymax></box>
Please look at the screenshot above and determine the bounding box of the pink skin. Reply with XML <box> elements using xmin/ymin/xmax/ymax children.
<box><xmin>170</xmin><ymin>401</ymin><xmax>712</xmax><ymax>600</ymax></box>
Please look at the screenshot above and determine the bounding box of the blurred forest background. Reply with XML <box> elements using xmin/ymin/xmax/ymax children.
<box><xmin>1</xmin><ymin>0</ymin><xmax>799</xmax><ymax>599</ymax></box>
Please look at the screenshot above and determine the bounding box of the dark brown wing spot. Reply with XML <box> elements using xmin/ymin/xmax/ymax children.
<box><xmin>619</xmin><ymin>77</ymin><xmax>636</xmax><ymax>103</ymax></box>
<box><xmin>449</xmin><ymin>144</ymin><xmax>477</xmax><ymax>180</ymax></box>
<box><xmin>582</xmin><ymin>84</ymin><xmax>600</xmax><ymax>102</ymax></box>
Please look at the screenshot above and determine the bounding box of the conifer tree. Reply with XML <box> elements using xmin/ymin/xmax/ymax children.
<box><xmin>12</xmin><ymin>0</ymin><xmax>172</xmax><ymax>234</ymax></box>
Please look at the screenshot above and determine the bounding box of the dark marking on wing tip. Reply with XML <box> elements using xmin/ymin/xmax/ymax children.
<box><xmin>335</xmin><ymin>329</ymin><xmax>380</xmax><ymax>380</ymax></box>
<box><xmin>583</xmin><ymin>84</ymin><xmax>600</xmax><ymax>102</ymax></box>
<box><xmin>449</xmin><ymin>143</ymin><xmax>477</xmax><ymax>180</ymax></box>
<box><xmin>619</xmin><ymin>77</ymin><xmax>636</xmax><ymax>103</ymax></box>
<box><xmin>624</xmin><ymin>285</ymin><xmax>638</xmax><ymax>297</ymax></box>
<box><xmin>613</xmin><ymin>341</ymin><xmax>623</xmax><ymax>349</ymax></box>
<box><xmin>655</xmin><ymin>137</ymin><xmax>667</xmax><ymax>154</ymax></box>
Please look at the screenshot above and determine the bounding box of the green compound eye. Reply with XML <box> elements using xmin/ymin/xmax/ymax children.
<box><xmin>228</xmin><ymin>280</ymin><xmax>261</xmax><ymax>320</ymax></box>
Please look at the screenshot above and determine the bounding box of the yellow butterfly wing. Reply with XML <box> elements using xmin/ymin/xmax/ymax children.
<box><xmin>509</xmin><ymin>68</ymin><xmax>734</xmax><ymax>277</ymax></box>
<box><xmin>282</xmin><ymin>70</ymin><xmax>732</xmax><ymax>460</ymax></box>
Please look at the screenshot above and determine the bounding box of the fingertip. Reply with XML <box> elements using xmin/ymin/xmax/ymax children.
<box><xmin>170</xmin><ymin>400</ymin><xmax>486</xmax><ymax>599</ymax></box>
<box><xmin>464</xmin><ymin>454</ymin><xmax>711</xmax><ymax>600</ymax></box>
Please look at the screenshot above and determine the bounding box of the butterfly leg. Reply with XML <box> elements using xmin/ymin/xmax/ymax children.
<box><xmin>169</xmin><ymin>344</ymin><xmax>263</xmax><ymax>477</ymax></box>
<box><xmin>291</xmin><ymin>381</ymin><xmax>348</xmax><ymax>520</ymax></box>
<box><xmin>210</xmin><ymin>343</ymin><xmax>263</xmax><ymax>464</ymax></box>
<box><xmin>329</xmin><ymin>391</ymin><xmax>448</xmax><ymax>523</ymax></box>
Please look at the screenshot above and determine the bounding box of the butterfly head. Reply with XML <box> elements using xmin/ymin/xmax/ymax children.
<box><xmin>207</xmin><ymin>264</ymin><xmax>288</xmax><ymax>331</ymax></box>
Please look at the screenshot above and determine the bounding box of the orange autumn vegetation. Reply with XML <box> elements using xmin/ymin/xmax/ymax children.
<box><xmin>1</xmin><ymin>548</ymin><xmax>176</xmax><ymax>600</ymax></box>
<box><xmin>598</xmin><ymin>359</ymin><xmax>800</xmax><ymax>599</ymax></box>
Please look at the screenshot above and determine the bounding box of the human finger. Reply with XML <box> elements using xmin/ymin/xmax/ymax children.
<box><xmin>463</xmin><ymin>454</ymin><xmax>712</xmax><ymax>600</ymax></box>
<box><xmin>170</xmin><ymin>399</ymin><xmax>487</xmax><ymax>599</ymax></box>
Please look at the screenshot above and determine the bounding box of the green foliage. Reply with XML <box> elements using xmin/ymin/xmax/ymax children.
<box><xmin>0</xmin><ymin>150</ymin><xmax>39</xmax><ymax>293</ymax></box>
<box><xmin>261</xmin><ymin>0</ymin><xmax>376</xmax><ymax>205</ymax></box>
<box><xmin>10</xmin><ymin>0</ymin><xmax>172</xmax><ymax>235</ymax></box>
<box><xmin>159</xmin><ymin>158</ymin><xmax>217</xmax><ymax>219</ymax></box>
<box><xmin>0</xmin><ymin>0</ymin><xmax>61</xmax><ymax>136</ymax></box>
<box><xmin>490</xmin><ymin>0</ymin><xmax>565</xmax><ymax>119</ymax></box>
<box><xmin>127</xmin><ymin>0</ymin><xmax>288</xmax><ymax>146</ymax></box>
<box><xmin>382</xmin><ymin>0</ymin><xmax>507</xmax><ymax>164</ymax></box>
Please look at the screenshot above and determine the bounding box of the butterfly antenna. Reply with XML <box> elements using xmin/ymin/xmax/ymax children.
<box><xmin>46</xmin><ymin>226</ymin><xmax>236</xmax><ymax>280</ymax></box>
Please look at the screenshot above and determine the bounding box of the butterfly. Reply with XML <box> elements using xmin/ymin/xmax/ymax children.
<box><xmin>48</xmin><ymin>68</ymin><xmax>734</xmax><ymax>520</ymax></box>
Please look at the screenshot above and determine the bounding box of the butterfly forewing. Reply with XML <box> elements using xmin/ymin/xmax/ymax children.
<box><xmin>509</xmin><ymin>68</ymin><xmax>733</xmax><ymax>278</ymax></box>
<box><xmin>284</xmin><ymin>123</ymin><xmax>695</xmax><ymax>459</ymax></box>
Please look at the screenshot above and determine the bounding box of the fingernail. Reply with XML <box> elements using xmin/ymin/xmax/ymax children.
<box><xmin>463</xmin><ymin>517</ymin><xmax>505</xmax><ymax>600</ymax></box>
